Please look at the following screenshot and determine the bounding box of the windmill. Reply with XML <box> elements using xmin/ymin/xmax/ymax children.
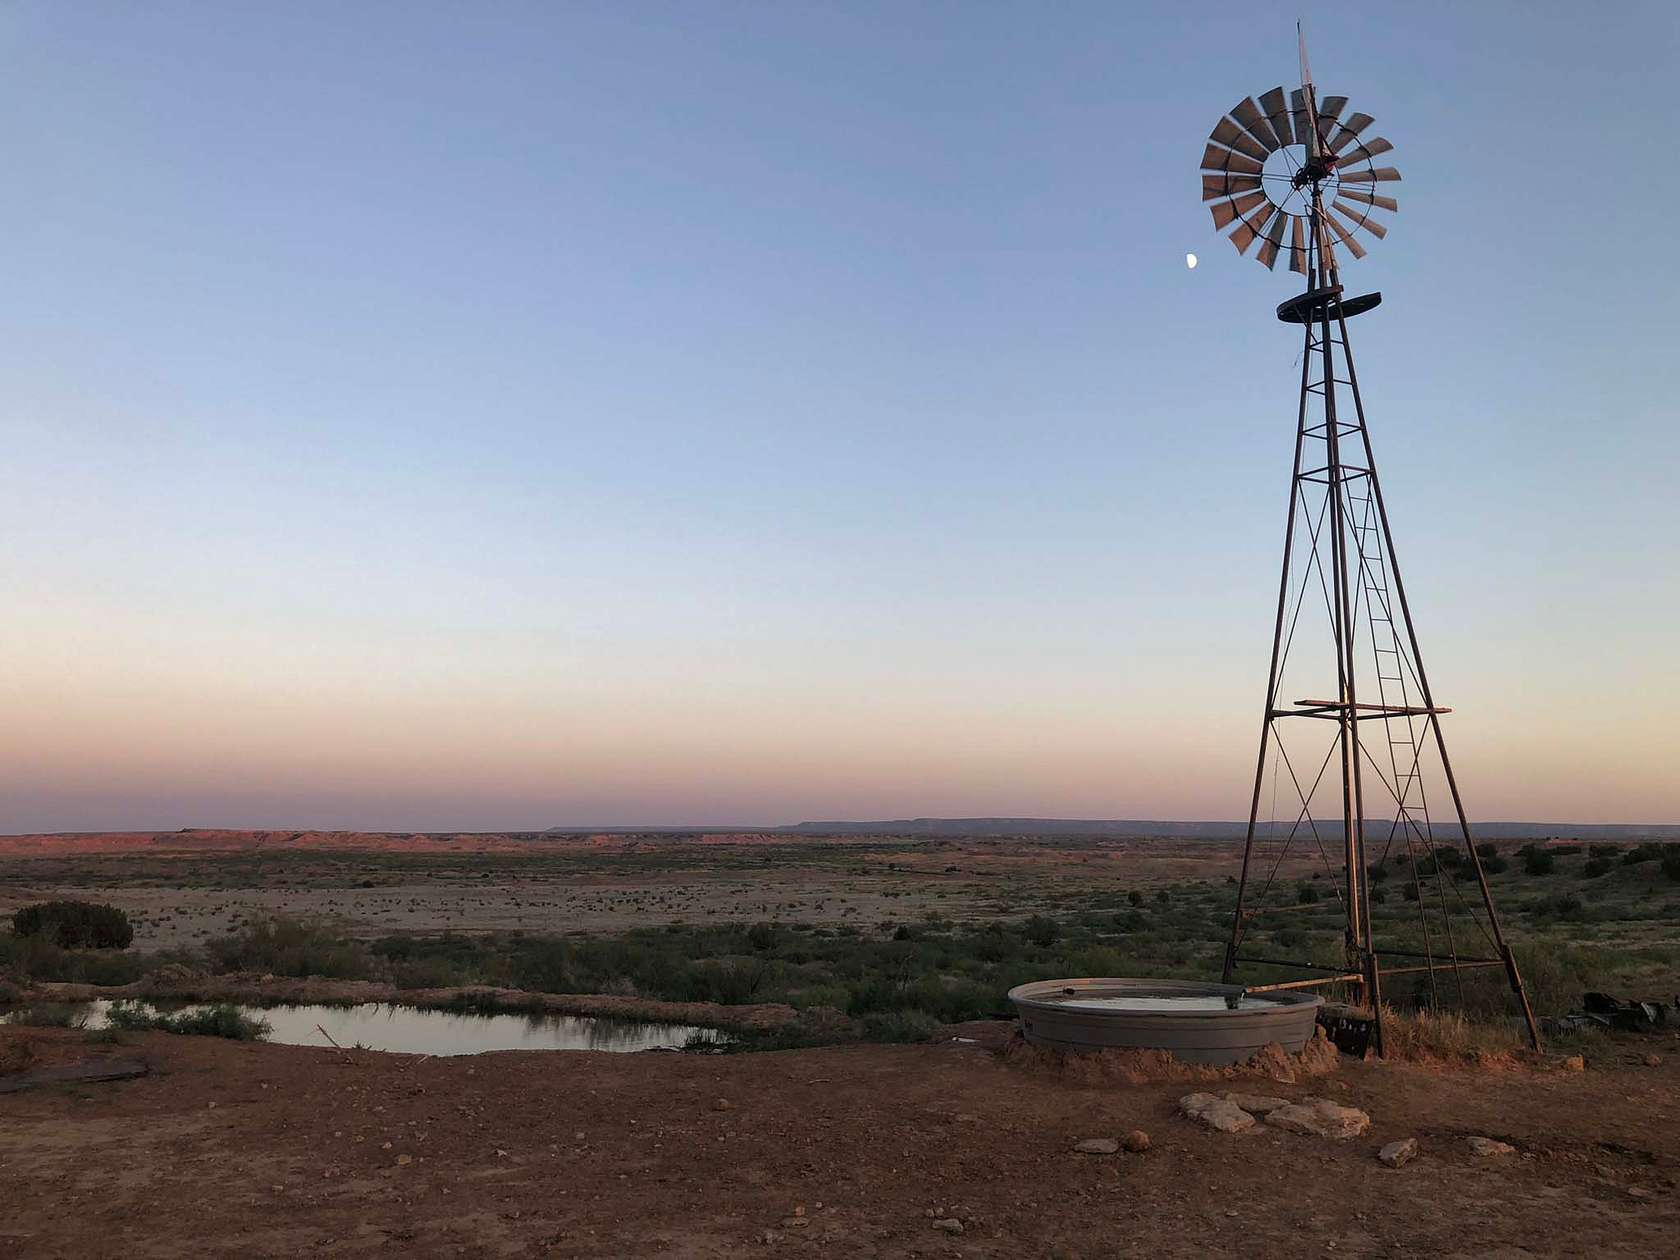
<box><xmin>1204</xmin><ymin>32</ymin><xmax>1540</xmax><ymax>1055</ymax></box>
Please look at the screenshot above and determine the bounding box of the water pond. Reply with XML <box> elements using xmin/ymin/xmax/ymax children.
<box><xmin>6</xmin><ymin>1000</ymin><xmax>729</xmax><ymax>1056</ymax></box>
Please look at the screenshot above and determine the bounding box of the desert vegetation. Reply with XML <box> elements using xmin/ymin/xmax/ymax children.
<box><xmin>2</xmin><ymin>835</ymin><xmax>1676</xmax><ymax>1047</ymax></box>
<box><xmin>11</xmin><ymin>899</ymin><xmax>133</xmax><ymax>950</ymax></box>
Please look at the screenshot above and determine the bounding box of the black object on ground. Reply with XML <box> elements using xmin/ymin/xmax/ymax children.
<box><xmin>0</xmin><ymin>1057</ymin><xmax>149</xmax><ymax>1094</ymax></box>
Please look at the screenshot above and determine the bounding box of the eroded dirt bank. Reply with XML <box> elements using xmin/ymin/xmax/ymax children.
<box><xmin>1</xmin><ymin>1025</ymin><xmax>1676</xmax><ymax>1258</ymax></box>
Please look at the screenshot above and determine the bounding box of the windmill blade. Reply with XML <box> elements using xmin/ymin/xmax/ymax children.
<box><xmin>1347</xmin><ymin>136</ymin><xmax>1394</xmax><ymax>161</ymax></box>
<box><xmin>1338</xmin><ymin>186</ymin><xmax>1399</xmax><ymax>213</ymax></box>
<box><xmin>1210</xmin><ymin>117</ymin><xmax>1269</xmax><ymax>163</ymax></box>
<box><xmin>1258</xmin><ymin>87</ymin><xmax>1295</xmax><ymax>146</ymax></box>
<box><xmin>1229</xmin><ymin>97</ymin><xmax>1281</xmax><ymax>151</ymax></box>
<box><xmin>1340</xmin><ymin>166</ymin><xmax>1402</xmax><ymax>183</ymax></box>
<box><xmin>1256</xmin><ymin>208</ymin><xmax>1288</xmax><ymax>269</ymax></box>
<box><xmin>1200</xmin><ymin>143</ymin><xmax>1264</xmax><ymax>176</ymax></box>
<box><xmin>1229</xmin><ymin>199</ymin><xmax>1277</xmax><ymax>254</ymax></box>
<box><xmin>1209</xmin><ymin>189</ymin><xmax>1269</xmax><ymax>229</ymax></box>
<box><xmin>1202</xmin><ymin>171</ymin><xmax>1262</xmax><ymax>200</ymax></box>
<box><xmin>1333</xmin><ymin>199</ymin><xmax>1388</xmax><ymax>239</ymax></box>
<box><xmin>1288</xmin><ymin>215</ymin><xmax>1308</xmax><ymax>275</ymax></box>
<box><xmin>1328</xmin><ymin>111</ymin><xmax>1375</xmax><ymax>153</ymax></box>
<box><xmin>1323</xmin><ymin>210</ymin><xmax>1367</xmax><ymax>260</ymax></box>
<box><xmin>1317</xmin><ymin>94</ymin><xmax>1348</xmax><ymax>124</ymax></box>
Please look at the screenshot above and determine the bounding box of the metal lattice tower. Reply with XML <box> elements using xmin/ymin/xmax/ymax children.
<box><xmin>1202</xmin><ymin>34</ymin><xmax>1540</xmax><ymax>1055</ymax></box>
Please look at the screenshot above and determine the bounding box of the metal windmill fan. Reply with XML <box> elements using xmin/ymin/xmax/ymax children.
<box><xmin>1200</xmin><ymin>77</ymin><xmax>1401</xmax><ymax>272</ymax></box>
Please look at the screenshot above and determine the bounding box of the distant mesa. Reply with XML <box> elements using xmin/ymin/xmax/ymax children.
<box><xmin>553</xmin><ymin>817</ymin><xmax>1680</xmax><ymax>841</ymax></box>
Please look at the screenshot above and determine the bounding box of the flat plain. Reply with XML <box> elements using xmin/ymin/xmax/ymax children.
<box><xmin>3</xmin><ymin>829</ymin><xmax>1679</xmax><ymax>1258</ymax></box>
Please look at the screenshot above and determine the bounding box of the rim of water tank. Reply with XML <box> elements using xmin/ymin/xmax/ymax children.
<box><xmin>1007</xmin><ymin>976</ymin><xmax>1324</xmax><ymax>1018</ymax></box>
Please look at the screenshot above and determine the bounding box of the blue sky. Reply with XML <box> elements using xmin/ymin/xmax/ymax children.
<box><xmin>1</xmin><ymin>2</ymin><xmax>1675</xmax><ymax>829</ymax></box>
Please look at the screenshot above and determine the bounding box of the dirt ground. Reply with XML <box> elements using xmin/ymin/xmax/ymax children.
<box><xmin>2</xmin><ymin>1024</ymin><xmax>1676</xmax><ymax>1259</ymax></box>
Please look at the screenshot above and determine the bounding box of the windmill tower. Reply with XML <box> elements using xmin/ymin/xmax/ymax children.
<box><xmin>1203</xmin><ymin>34</ymin><xmax>1540</xmax><ymax>1055</ymax></box>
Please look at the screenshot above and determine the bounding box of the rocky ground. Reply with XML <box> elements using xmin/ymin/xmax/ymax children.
<box><xmin>2</xmin><ymin>1022</ymin><xmax>1676</xmax><ymax>1258</ymax></box>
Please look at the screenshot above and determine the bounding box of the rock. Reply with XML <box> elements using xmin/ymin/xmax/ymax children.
<box><xmin>780</xmin><ymin>1217</ymin><xmax>809</xmax><ymax>1229</ymax></box>
<box><xmin>1265</xmin><ymin>1099</ymin><xmax>1371</xmax><ymax>1139</ymax></box>
<box><xmin>1224</xmin><ymin>1092</ymin><xmax>1291</xmax><ymax>1114</ymax></box>
<box><xmin>1467</xmin><ymin>1136</ymin><xmax>1516</xmax><ymax>1157</ymax></box>
<box><xmin>1628</xmin><ymin>1187</ymin><xmax>1651</xmax><ymax>1199</ymax></box>
<box><xmin>932</xmin><ymin>1218</ymin><xmax>963</xmax><ymax>1235</ymax></box>
<box><xmin>713</xmin><ymin>1098</ymin><xmax>733</xmax><ymax>1112</ymax></box>
<box><xmin>396</xmin><ymin>1154</ymin><xmax>413</xmax><ymax>1166</ymax></box>
<box><xmin>1180</xmin><ymin>1093</ymin><xmax>1255</xmax><ymax>1134</ymax></box>
<box><xmin>1123</xmin><ymin>1129</ymin><xmax>1151</xmax><ymax>1153</ymax></box>
<box><xmin>1643</xmin><ymin>1054</ymin><xmax>1662</xmax><ymax>1068</ymax></box>
<box><xmin>1378</xmin><ymin>1138</ymin><xmax>1419</xmax><ymax>1168</ymax></box>
<box><xmin>1074</xmin><ymin>1138</ymin><xmax>1119</xmax><ymax>1155</ymax></box>
<box><xmin>1561</xmin><ymin>1055</ymin><xmax>1585</xmax><ymax>1072</ymax></box>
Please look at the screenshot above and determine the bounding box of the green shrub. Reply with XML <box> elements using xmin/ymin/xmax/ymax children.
<box><xmin>1296</xmin><ymin>884</ymin><xmax>1319</xmax><ymax>905</ymax></box>
<box><xmin>0</xmin><ymin>933</ymin><xmax>154</xmax><ymax>985</ymax></box>
<box><xmin>12</xmin><ymin>901</ymin><xmax>133</xmax><ymax>950</ymax></box>
<box><xmin>206</xmin><ymin>917</ymin><xmax>371</xmax><ymax>979</ymax></box>
<box><xmin>746</xmin><ymin>921</ymin><xmax>783</xmax><ymax>951</ymax></box>
<box><xmin>1622</xmin><ymin>843</ymin><xmax>1665</xmax><ymax>866</ymax></box>
<box><xmin>1023</xmin><ymin>915</ymin><xmax>1060</xmax><ymax>947</ymax></box>
<box><xmin>1530</xmin><ymin>892</ymin><xmax>1585</xmax><ymax>921</ymax></box>
<box><xmin>1582</xmin><ymin>856</ymin><xmax>1613</xmax><ymax>879</ymax></box>
<box><xmin>512</xmin><ymin>938</ymin><xmax>575</xmax><ymax>993</ymax></box>
<box><xmin>1523</xmin><ymin>849</ymin><xmax>1556</xmax><ymax>876</ymax></box>
<box><xmin>1474</xmin><ymin>842</ymin><xmax>1500</xmax><ymax>859</ymax></box>
<box><xmin>861</xmin><ymin>1009</ymin><xmax>940</xmax><ymax>1043</ymax></box>
<box><xmin>1480</xmin><ymin>855</ymin><xmax>1509</xmax><ymax>875</ymax></box>
<box><xmin>105</xmin><ymin>1001</ymin><xmax>270</xmax><ymax>1041</ymax></box>
<box><xmin>3</xmin><ymin>1002</ymin><xmax>86</xmax><ymax>1027</ymax></box>
<box><xmin>1663</xmin><ymin>849</ymin><xmax>1680</xmax><ymax>882</ymax></box>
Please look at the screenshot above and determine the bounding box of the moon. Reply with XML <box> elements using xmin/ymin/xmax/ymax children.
<box><xmin>1186</xmin><ymin>252</ymin><xmax>1198</xmax><ymax>270</ymax></box>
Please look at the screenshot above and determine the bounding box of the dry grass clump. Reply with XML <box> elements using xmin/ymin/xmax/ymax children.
<box><xmin>1001</xmin><ymin>1026</ymin><xmax>1340</xmax><ymax>1085</ymax></box>
<box><xmin>1377</xmin><ymin>1006</ymin><xmax>1521</xmax><ymax>1065</ymax></box>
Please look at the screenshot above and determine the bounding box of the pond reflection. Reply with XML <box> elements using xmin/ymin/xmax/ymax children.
<box><xmin>8</xmin><ymin>1000</ymin><xmax>728</xmax><ymax>1056</ymax></box>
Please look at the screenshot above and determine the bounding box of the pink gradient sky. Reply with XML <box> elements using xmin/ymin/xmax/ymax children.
<box><xmin>2</xmin><ymin>5</ymin><xmax>1676</xmax><ymax>831</ymax></box>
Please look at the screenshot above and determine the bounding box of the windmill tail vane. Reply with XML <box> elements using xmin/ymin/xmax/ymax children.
<box><xmin>1203</xmin><ymin>38</ymin><xmax>1541</xmax><ymax>1057</ymax></box>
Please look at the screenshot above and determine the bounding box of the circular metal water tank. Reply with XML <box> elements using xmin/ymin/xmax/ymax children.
<box><xmin>1008</xmin><ymin>977</ymin><xmax>1323</xmax><ymax>1066</ymax></box>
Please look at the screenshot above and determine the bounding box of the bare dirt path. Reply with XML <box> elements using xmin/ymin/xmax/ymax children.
<box><xmin>2</xmin><ymin>1025</ymin><xmax>1676</xmax><ymax>1258</ymax></box>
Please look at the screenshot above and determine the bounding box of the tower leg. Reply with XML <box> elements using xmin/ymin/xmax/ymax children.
<box><xmin>1226</xmin><ymin>315</ymin><xmax>1317</xmax><ymax>983</ymax></box>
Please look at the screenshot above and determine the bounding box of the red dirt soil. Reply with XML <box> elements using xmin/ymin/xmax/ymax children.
<box><xmin>2</xmin><ymin>1024</ymin><xmax>1676</xmax><ymax>1258</ymax></box>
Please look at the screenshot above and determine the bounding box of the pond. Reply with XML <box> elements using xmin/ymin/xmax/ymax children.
<box><xmin>6</xmin><ymin>1000</ymin><xmax>730</xmax><ymax>1056</ymax></box>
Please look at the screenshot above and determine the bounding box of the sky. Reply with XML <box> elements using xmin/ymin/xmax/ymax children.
<box><xmin>0</xmin><ymin>2</ymin><xmax>1675</xmax><ymax>831</ymax></box>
